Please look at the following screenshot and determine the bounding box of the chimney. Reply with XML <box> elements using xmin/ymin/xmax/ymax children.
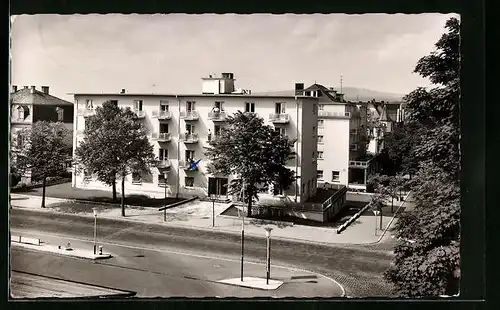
<box><xmin>23</xmin><ymin>86</ymin><xmax>28</xmax><ymax>89</ymax></box>
<box><xmin>41</xmin><ymin>86</ymin><xmax>49</xmax><ymax>94</ymax></box>
<box><xmin>295</xmin><ymin>83</ymin><xmax>304</xmax><ymax>95</ymax></box>
<box><xmin>30</xmin><ymin>86</ymin><xmax>36</xmax><ymax>94</ymax></box>
<box><xmin>120</xmin><ymin>89</ymin><xmax>126</xmax><ymax>94</ymax></box>
<box><xmin>12</xmin><ymin>85</ymin><xmax>17</xmax><ymax>92</ymax></box>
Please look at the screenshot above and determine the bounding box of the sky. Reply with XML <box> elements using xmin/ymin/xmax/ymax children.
<box><xmin>10</xmin><ymin>13</ymin><xmax>458</xmax><ymax>102</ymax></box>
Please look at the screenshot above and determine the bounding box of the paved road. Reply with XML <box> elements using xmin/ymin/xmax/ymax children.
<box><xmin>10</xmin><ymin>209</ymin><xmax>395</xmax><ymax>297</ymax></box>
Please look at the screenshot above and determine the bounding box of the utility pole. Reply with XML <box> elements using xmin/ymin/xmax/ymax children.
<box><xmin>340</xmin><ymin>75</ymin><xmax>343</xmax><ymax>94</ymax></box>
<box><xmin>240</xmin><ymin>180</ymin><xmax>245</xmax><ymax>282</ymax></box>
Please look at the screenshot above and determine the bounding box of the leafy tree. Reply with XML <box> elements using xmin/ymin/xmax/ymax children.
<box><xmin>16</xmin><ymin>121</ymin><xmax>72</xmax><ymax>208</ymax></box>
<box><xmin>383</xmin><ymin>17</ymin><xmax>460</xmax><ymax>297</ymax></box>
<box><xmin>74</xmin><ymin>101</ymin><xmax>156</xmax><ymax>216</ymax></box>
<box><xmin>204</xmin><ymin>111</ymin><xmax>296</xmax><ymax>217</ymax></box>
<box><xmin>10</xmin><ymin>165</ymin><xmax>21</xmax><ymax>188</ymax></box>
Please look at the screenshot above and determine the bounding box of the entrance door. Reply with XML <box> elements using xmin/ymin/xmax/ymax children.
<box><xmin>208</xmin><ymin>177</ymin><xmax>228</xmax><ymax>197</ymax></box>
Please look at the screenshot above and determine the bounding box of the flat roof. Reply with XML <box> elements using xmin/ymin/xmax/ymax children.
<box><xmin>68</xmin><ymin>93</ymin><xmax>318</xmax><ymax>100</ymax></box>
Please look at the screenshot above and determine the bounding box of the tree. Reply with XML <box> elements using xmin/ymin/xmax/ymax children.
<box><xmin>74</xmin><ymin>101</ymin><xmax>156</xmax><ymax>216</ymax></box>
<box><xmin>16</xmin><ymin>121</ymin><xmax>72</xmax><ymax>208</ymax></box>
<box><xmin>383</xmin><ymin>17</ymin><xmax>460</xmax><ymax>297</ymax></box>
<box><xmin>10</xmin><ymin>165</ymin><xmax>21</xmax><ymax>188</ymax></box>
<box><xmin>204</xmin><ymin>111</ymin><xmax>296</xmax><ymax>217</ymax></box>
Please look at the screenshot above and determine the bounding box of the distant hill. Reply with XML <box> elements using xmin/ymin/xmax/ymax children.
<box><xmin>254</xmin><ymin>87</ymin><xmax>405</xmax><ymax>102</ymax></box>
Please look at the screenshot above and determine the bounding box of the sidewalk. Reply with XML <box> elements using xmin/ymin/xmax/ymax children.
<box><xmin>10</xmin><ymin>193</ymin><xmax>407</xmax><ymax>246</ymax></box>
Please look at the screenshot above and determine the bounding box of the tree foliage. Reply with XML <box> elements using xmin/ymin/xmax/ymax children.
<box><xmin>15</xmin><ymin>121</ymin><xmax>72</xmax><ymax>207</ymax></box>
<box><xmin>204</xmin><ymin>111</ymin><xmax>296</xmax><ymax>217</ymax></box>
<box><xmin>382</xmin><ymin>17</ymin><xmax>461</xmax><ymax>297</ymax></box>
<box><xmin>74</xmin><ymin>101</ymin><xmax>156</xmax><ymax>216</ymax></box>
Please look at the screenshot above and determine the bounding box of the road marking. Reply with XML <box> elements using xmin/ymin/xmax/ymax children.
<box><xmin>11</xmin><ymin>229</ymin><xmax>346</xmax><ymax>297</ymax></box>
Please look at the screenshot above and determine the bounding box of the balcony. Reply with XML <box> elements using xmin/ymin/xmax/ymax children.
<box><xmin>349</xmin><ymin>160</ymin><xmax>371</xmax><ymax>169</ymax></box>
<box><xmin>178</xmin><ymin>160</ymin><xmax>199</xmax><ymax>171</ymax></box>
<box><xmin>151</xmin><ymin>132</ymin><xmax>172</xmax><ymax>142</ymax></box>
<box><xmin>269</xmin><ymin>113</ymin><xmax>290</xmax><ymax>124</ymax></box>
<box><xmin>152</xmin><ymin>110</ymin><xmax>172</xmax><ymax>120</ymax></box>
<box><xmin>318</xmin><ymin>111</ymin><xmax>351</xmax><ymax>119</ymax></box>
<box><xmin>208</xmin><ymin>111</ymin><xmax>228</xmax><ymax>122</ymax></box>
<box><xmin>206</xmin><ymin>135</ymin><xmax>221</xmax><ymax>143</ymax></box>
<box><xmin>134</xmin><ymin>110</ymin><xmax>146</xmax><ymax>119</ymax></box>
<box><xmin>157</xmin><ymin>159</ymin><xmax>171</xmax><ymax>169</ymax></box>
<box><xmin>179</xmin><ymin>133</ymin><xmax>199</xmax><ymax>144</ymax></box>
<box><xmin>180</xmin><ymin>111</ymin><xmax>199</xmax><ymax>121</ymax></box>
<box><xmin>78</xmin><ymin>109</ymin><xmax>95</xmax><ymax>117</ymax></box>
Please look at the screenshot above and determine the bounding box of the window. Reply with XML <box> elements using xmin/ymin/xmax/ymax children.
<box><xmin>275</xmin><ymin>102</ymin><xmax>286</xmax><ymax>114</ymax></box>
<box><xmin>186</xmin><ymin>101</ymin><xmax>196</xmax><ymax>112</ymax></box>
<box><xmin>185</xmin><ymin>150</ymin><xmax>195</xmax><ymax>160</ymax></box>
<box><xmin>245</xmin><ymin>102</ymin><xmax>255</xmax><ymax>113</ymax></box>
<box><xmin>158</xmin><ymin>174</ymin><xmax>167</xmax><ymax>186</ymax></box>
<box><xmin>214</xmin><ymin>125</ymin><xmax>222</xmax><ymax>137</ymax></box>
<box><xmin>160</xmin><ymin>123</ymin><xmax>169</xmax><ymax>133</ymax></box>
<box><xmin>85</xmin><ymin>99</ymin><xmax>93</xmax><ymax>110</ymax></box>
<box><xmin>110</xmin><ymin>100</ymin><xmax>118</xmax><ymax>106</ymax></box>
<box><xmin>318</xmin><ymin>119</ymin><xmax>324</xmax><ymax>128</ymax></box>
<box><xmin>317</xmin><ymin>151</ymin><xmax>323</xmax><ymax>159</ymax></box>
<box><xmin>214</xmin><ymin>101</ymin><xmax>224</xmax><ymax>111</ymax></box>
<box><xmin>318</xmin><ymin>104</ymin><xmax>324</xmax><ymax>111</ymax></box>
<box><xmin>318</xmin><ymin>135</ymin><xmax>324</xmax><ymax>144</ymax></box>
<box><xmin>16</xmin><ymin>132</ymin><xmax>24</xmax><ymax>148</ymax></box>
<box><xmin>275</xmin><ymin>127</ymin><xmax>286</xmax><ymax>137</ymax></box>
<box><xmin>133</xmin><ymin>100</ymin><xmax>143</xmax><ymax>111</ymax></box>
<box><xmin>17</xmin><ymin>106</ymin><xmax>29</xmax><ymax>120</ymax></box>
<box><xmin>132</xmin><ymin>172</ymin><xmax>142</xmax><ymax>184</ymax></box>
<box><xmin>317</xmin><ymin>170</ymin><xmax>324</xmax><ymax>180</ymax></box>
<box><xmin>185</xmin><ymin>124</ymin><xmax>195</xmax><ymax>134</ymax></box>
<box><xmin>350</xmin><ymin>144</ymin><xmax>358</xmax><ymax>151</ymax></box>
<box><xmin>185</xmin><ymin>177</ymin><xmax>195</xmax><ymax>187</ymax></box>
<box><xmin>159</xmin><ymin>148</ymin><xmax>168</xmax><ymax>160</ymax></box>
<box><xmin>160</xmin><ymin>101</ymin><xmax>169</xmax><ymax>111</ymax></box>
<box><xmin>332</xmin><ymin>171</ymin><xmax>340</xmax><ymax>183</ymax></box>
<box><xmin>56</xmin><ymin>107</ymin><xmax>64</xmax><ymax>121</ymax></box>
<box><xmin>313</xmin><ymin>126</ymin><xmax>316</xmax><ymax>136</ymax></box>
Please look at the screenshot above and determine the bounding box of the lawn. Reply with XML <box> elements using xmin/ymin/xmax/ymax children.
<box><xmin>16</xmin><ymin>181</ymin><xmax>184</xmax><ymax>207</ymax></box>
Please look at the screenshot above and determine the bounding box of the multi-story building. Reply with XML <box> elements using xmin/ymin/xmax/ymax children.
<box><xmin>10</xmin><ymin>85</ymin><xmax>74</xmax><ymax>183</ymax></box>
<box><xmin>71</xmin><ymin>73</ymin><xmax>320</xmax><ymax>204</ymax></box>
<box><xmin>295</xmin><ymin>83</ymin><xmax>375</xmax><ymax>191</ymax></box>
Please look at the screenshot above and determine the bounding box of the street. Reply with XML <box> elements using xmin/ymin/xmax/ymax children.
<box><xmin>10</xmin><ymin>208</ymin><xmax>395</xmax><ymax>297</ymax></box>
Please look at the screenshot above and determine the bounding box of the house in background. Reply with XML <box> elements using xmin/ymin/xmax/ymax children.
<box><xmin>10</xmin><ymin>85</ymin><xmax>74</xmax><ymax>183</ymax></box>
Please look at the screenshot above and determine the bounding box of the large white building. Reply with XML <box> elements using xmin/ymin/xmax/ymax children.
<box><xmin>71</xmin><ymin>73</ymin><xmax>320</xmax><ymax>204</ymax></box>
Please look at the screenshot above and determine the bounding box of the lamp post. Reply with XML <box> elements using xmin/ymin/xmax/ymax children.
<box><xmin>93</xmin><ymin>208</ymin><xmax>97</xmax><ymax>255</ymax></box>
<box><xmin>264</xmin><ymin>227</ymin><xmax>273</xmax><ymax>285</ymax></box>
<box><xmin>210</xmin><ymin>194</ymin><xmax>216</xmax><ymax>227</ymax></box>
<box><xmin>163</xmin><ymin>171</ymin><xmax>168</xmax><ymax>222</ymax></box>
<box><xmin>240</xmin><ymin>180</ymin><xmax>246</xmax><ymax>282</ymax></box>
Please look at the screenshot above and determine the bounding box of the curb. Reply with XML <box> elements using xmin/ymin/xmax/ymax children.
<box><xmin>11</xmin><ymin>242</ymin><xmax>113</xmax><ymax>260</ymax></box>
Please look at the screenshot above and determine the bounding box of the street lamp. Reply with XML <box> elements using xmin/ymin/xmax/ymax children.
<box><xmin>264</xmin><ymin>227</ymin><xmax>273</xmax><ymax>285</ymax></box>
<box><xmin>93</xmin><ymin>208</ymin><xmax>98</xmax><ymax>255</ymax></box>
<box><xmin>163</xmin><ymin>171</ymin><xmax>168</xmax><ymax>222</ymax></box>
<box><xmin>240</xmin><ymin>180</ymin><xmax>246</xmax><ymax>282</ymax></box>
<box><xmin>211</xmin><ymin>194</ymin><xmax>216</xmax><ymax>227</ymax></box>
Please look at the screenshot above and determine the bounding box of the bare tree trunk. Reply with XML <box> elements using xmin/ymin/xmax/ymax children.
<box><xmin>112</xmin><ymin>180</ymin><xmax>117</xmax><ymax>201</ymax></box>
<box><xmin>379</xmin><ymin>209</ymin><xmax>383</xmax><ymax>230</ymax></box>
<box><xmin>41</xmin><ymin>177</ymin><xmax>47</xmax><ymax>208</ymax></box>
<box><xmin>247</xmin><ymin>189</ymin><xmax>252</xmax><ymax>217</ymax></box>
<box><xmin>121</xmin><ymin>175</ymin><xmax>125</xmax><ymax>217</ymax></box>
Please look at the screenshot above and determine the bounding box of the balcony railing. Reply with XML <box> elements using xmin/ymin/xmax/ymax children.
<box><xmin>269</xmin><ymin>113</ymin><xmax>290</xmax><ymax>123</ymax></box>
<box><xmin>151</xmin><ymin>132</ymin><xmax>172</xmax><ymax>142</ymax></box>
<box><xmin>157</xmin><ymin>159</ymin><xmax>171</xmax><ymax>168</ymax></box>
<box><xmin>349</xmin><ymin>160</ymin><xmax>371</xmax><ymax>168</ymax></box>
<box><xmin>134</xmin><ymin>110</ymin><xmax>146</xmax><ymax>119</ymax></box>
<box><xmin>78</xmin><ymin>109</ymin><xmax>95</xmax><ymax>117</ymax></box>
<box><xmin>208</xmin><ymin>111</ymin><xmax>227</xmax><ymax>121</ymax></box>
<box><xmin>206</xmin><ymin>135</ymin><xmax>221</xmax><ymax>143</ymax></box>
<box><xmin>179</xmin><ymin>133</ymin><xmax>199</xmax><ymax>143</ymax></box>
<box><xmin>180</xmin><ymin>111</ymin><xmax>199</xmax><ymax>121</ymax></box>
<box><xmin>318</xmin><ymin>111</ymin><xmax>351</xmax><ymax>119</ymax></box>
<box><xmin>178</xmin><ymin>160</ymin><xmax>199</xmax><ymax>170</ymax></box>
<box><xmin>152</xmin><ymin>110</ymin><xmax>172</xmax><ymax>120</ymax></box>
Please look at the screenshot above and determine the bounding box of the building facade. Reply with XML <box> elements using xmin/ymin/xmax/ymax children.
<box><xmin>72</xmin><ymin>73</ymin><xmax>319</xmax><ymax>203</ymax></box>
<box><xmin>10</xmin><ymin>85</ymin><xmax>74</xmax><ymax>183</ymax></box>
